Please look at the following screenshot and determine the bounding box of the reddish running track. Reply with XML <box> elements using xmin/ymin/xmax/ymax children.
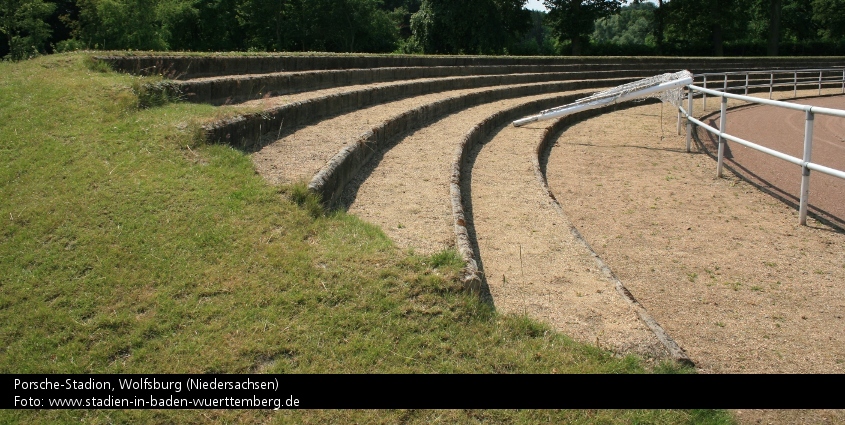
<box><xmin>698</xmin><ymin>95</ymin><xmax>845</xmax><ymax>227</ymax></box>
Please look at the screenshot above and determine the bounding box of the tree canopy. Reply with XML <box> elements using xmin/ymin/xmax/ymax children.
<box><xmin>544</xmin><ymin>0</ymin><xmax>622</xmax><ymax>55</ymax></box>
<box><xmin>2</xmin><ymin>0</ymin><xmax>845</xmax><ymax>60</ymax></box>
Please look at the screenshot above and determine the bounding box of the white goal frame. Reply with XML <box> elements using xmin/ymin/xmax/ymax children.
<box><xmin>512</xmin><ymin>70</ymin><xmax>694</xmax><ymax>127</ymax></box>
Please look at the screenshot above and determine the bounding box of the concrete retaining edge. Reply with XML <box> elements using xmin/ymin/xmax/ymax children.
<box><xmin>532</xmin><ymin>100</ymin><xmax>694</xmax><ymax>366</ymax></box>
<box><xmin>307</xmin><ymin>78</ymin><xmax>624</xmax><ymax>211</ymax></box>
<box><xmin>183</xmin><ymin>67</ymin><xmax>680</xmax><ymax>105</ymax></box>
<box><xmin>202</xmin><ymin>71</ymin><xmax>652</xmax><ymax>152</ymax></box>
<box><xmin>202</xmin><ymin>61</ymin><xmax>832</xmax><ymax>150</ymax></box>
<box><xmin>448</xmin><ymin>93</ymin><xmax>605</xmax><ymax>292</ymax></box>
<box><xmin>97</xmin><ymin>54</ymin><xmax>845</xmax><ymax>80</ymax></box>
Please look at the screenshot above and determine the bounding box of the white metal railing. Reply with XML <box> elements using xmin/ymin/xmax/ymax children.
<box><xmin>694</xmin><ymin>68</ymin><xmax>845</xmax><ymax>110</ymax></box>
<box><xmin>678</xmin><ymin>70</ymin><xmax>845</xmax><ymax>225</ymax></box>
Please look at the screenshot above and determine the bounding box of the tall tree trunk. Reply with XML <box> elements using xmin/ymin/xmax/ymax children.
<box><xmin>710</xmin><ymin>0</ymin><xmax>723</xmax><ymax>56</ymax></box>
<box><xmin>654</xmin><ymin>0</ymin><xmax>664</xmax><ymax>53</ymax></box>
<box><xmin>571</xmin><ymin>37</ymin><xmax>582</xmax><ymax>55</ymax></box>
<box><xmin>712</xmin><ymin>22</ymin><xmax>723</xmax><ymax>55</ymax></box>
<box><xmin>275</xmin><ymin>1</ymin><xmax>284</xmax><ymax>51</ymax></box>
<box><xmin>767</xmin><ymin>0</ymin><xmax>782</xmax><ymax>56</ymax></box>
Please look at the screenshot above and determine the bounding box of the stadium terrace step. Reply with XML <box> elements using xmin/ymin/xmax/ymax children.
<box><xmin>203</xmin><ymin>74</ymin><xmax>655</xmax><ymax>151</ymax></box>
<box><xmin>183</xmin><ymin>68</ymin><xmax>656</xmax><ymax>105</ymax></box>
<box><xmin>97</xmin><ymin>54</ymin><xmax>845</xmax><ymax>80</ymax></box>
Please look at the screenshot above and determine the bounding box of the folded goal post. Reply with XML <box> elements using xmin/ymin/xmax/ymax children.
<box><xmin>512</xmin><ymin>70</ymin><xmax>694</xmax><ymax>127</ymax></box>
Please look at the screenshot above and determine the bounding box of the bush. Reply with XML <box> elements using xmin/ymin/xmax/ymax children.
<box><xmin>132</xmin><ymin>79</ymin><xmax>184</xmax><ymax>109</ymax></box>
<box><xmin>54</xmin><ymin>38</ymin><xmax>87</xmax><ymax>53</ymax></box>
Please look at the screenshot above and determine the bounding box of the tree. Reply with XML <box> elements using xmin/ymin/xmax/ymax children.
<box><xmin>544</xmin><ymin>0</ymin><xmax>622</xmax><ymax>55</ymax></box>
<box><xmin>767</xmin><ymin>0</ymin><xmax>782</xmax><ymax>55</ymax></box>
<box><xmin>653</xmin><ymin>0</ymin><xmax>664</xmax><ymax>52</ymax></box>
<box><xmin>591</xmin><ymin>1</ymin><xmax>655</xmax><ymax>46</ymax></box>
<box><xmin>0</xmin><ymin>0</ymin><xmax>56</xmax><ymax>60</ymax></box>
<box><xmin>330</xmin><ymin>0</ymin><xmax>398</xmax><ymax>52</ymax></box>
<box><xmin>237</xmin><ymin>0</ymin><xmax>397</xmax><ymax>53</ymax></box>
<box><xmin>662</xmin><ymin>0</ymin><xmax>751</xmax><ymax>55</ymax></box>
<box><xmin>155</xmin><ymin>0</ymin><xmax>245</xmax><ymax>52</ymax></box>
<box><xmin>408</xmin><ymin>0</ymin><xmax>529</xmax><ymax>54</ymax></box>
<box><xmin>781</xmin><ymin>0</ymin><xmax>815</xmax><ymax>42</ymax></box>
<box><xmin>76</xmin><ymin>0</ymin><xmax>171</xmax><ymax>51</ymax></box>
<box><xmin>812</xmin><ymin>0</ymin><xmax>845</xmax><ymax>40</ymax></box>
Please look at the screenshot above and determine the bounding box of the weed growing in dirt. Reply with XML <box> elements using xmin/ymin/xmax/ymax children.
<box><xmin>282</xmin><ymin>182</ymin><xmax>324</xmax><ymax>218</ymax></box>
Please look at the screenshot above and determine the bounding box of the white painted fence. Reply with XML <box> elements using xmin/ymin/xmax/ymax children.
<box><xmin>678</xmin><ymin>68</ymin><xmax>845</xmax><ymax>225</ymax></box>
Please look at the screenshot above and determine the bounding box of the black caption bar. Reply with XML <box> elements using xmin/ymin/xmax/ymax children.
<box><xmin>3</xmin><ymin>374</ymin><xmax>842</xmax><ymax>409</ymax></box>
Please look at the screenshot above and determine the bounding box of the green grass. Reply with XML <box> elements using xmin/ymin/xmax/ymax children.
<box><xmin>0</xmin><ymin>53</ymin><xmax>734</xmax><ymax>424</ymax></box>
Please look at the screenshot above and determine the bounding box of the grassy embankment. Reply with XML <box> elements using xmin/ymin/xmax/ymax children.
<box><xmin>0</xmin><ymin>53</ymin><xmax>732</xmax><ymax>423</ymax></box>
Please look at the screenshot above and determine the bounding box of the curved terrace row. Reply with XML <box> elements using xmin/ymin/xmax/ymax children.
<box><xmin>104</xmin><ymin>55</ymin><xmax>845</xmax><ymax>372</ymax></box>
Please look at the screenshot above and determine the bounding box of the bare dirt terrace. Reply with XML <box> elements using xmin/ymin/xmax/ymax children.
<box><xmin>133</xmin><ymin>53</ymin><xmax>845</xmax><ymax>422</ymax></box>
<box><xmin>546</xmin><ymin>91</ymin><xmax>845</xmax><ymax>375</ymax></box>
<box><xmin>242</xmin><ymin>72</ymin><xmax>845</xmax><ymax>377</ymax></box>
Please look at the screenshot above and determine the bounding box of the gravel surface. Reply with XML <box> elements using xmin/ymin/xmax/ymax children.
<box><xmin>546</xmin><ymin>97</ymin><xmax>845</xmax><ymax>375</ymax></box>
<box><xmin>342</xmin><ymin>90</ymin><xmax>593</xmax><ymax>255</ymax></box>
<box><xmin>248</xmin><ymin>76</ymin><xmax>844</xmax><ymax>382</ymax></box>
<box><xmin>469</xmin><ymin>113</ymin><xmax>669</xmax><ymax>358</ymax></box>
<box><xmin>251</xmin><ymin>81</ymin><xmax>589</xmax><ymax>186</ymax></box>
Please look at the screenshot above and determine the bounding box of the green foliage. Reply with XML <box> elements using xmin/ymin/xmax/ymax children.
<box><xmin>132</xmin><ymin>78</ymin><xmax>184</xmax><ymax>109</ymax></box>
<box><xmin>660</xmin><ymin>0</ymin><xmax>751</xmax><ymax>55</ymax></box>
<box><xmin>0</xmin><ymin>0</ymin><xmax>56</xmax><ymax>60</ymax></box>
<box><xmin>236</xmin><ymin>0</ymin><xmax>398</xmax><ymax>53</ymax></box>
<box><xmin>544</xmin><ymin>0</ymin><xmax>623</xmax><ymax>55</ymax></box>
<box><xmin>76</xmin><ymin>0</ymin><xmax>170</xmax><ymax>50</ymax></box>
<box><xmin>510</xmin><ymin>8</ymin><xmax>557</xmax><ymax>55</ymax></box>
<box><xmin>812</xmin><ymin>0</ymin><xmax>845</xmax><ymax>40</ymax></box>
<box><xmin>283</xmin><ymin>182</ymin><xmax>324</xmax><ymax>218</ymax></box>
<box><xmin>778</xmin><ymin>0</ymin><xmax>814</xmax><ymax>42</ymax></box>
<box><xmin>408</xmin><ymin>0</ymin><xmax>531</xmax><ymax>54</ymax></box>
<box><xmin>54</xmin><ymin>37</ymin><xmax>86</xmax><ymax>52</ymax></box>
<box><xmin>2</xmin><ymin>0</ymin><xmax>841</xmax><ymax>57</ymax></box>
<box><xmin>591</xmin><ymin>1</ymin><xmax>655</xmax><ymax>46</ymax></box>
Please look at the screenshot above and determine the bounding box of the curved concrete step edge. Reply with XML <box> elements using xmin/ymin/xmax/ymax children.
<box><xmin>179</xmin><ymin>61</ymin><xmax>828</xmax><ymax>105</ymax></box>
<box><xmin>203</xmin><ymin>69</ymin><xmax>646</xmax><ymax>151</ymax></box>
<box><xmin>448</xmin><ymin>93</ymin><xmax>593</xmax><ymax>292</ymax></box>
<box><xmin>97</xmin><ymin>54</ymin><xmax>845</xmax><ymax>80</ymax></box>
<box><xmin>532</xmin><ymin>100</ymin><xmax>695</xmax><ymax>367</ymax></box>
<box><xmin>184</xmin><ymin>68</ymin><xmax>658</xmax><ymax>105</ymax></box>
<box><xmin>306</xmin><ymin>78</ymin><xmax>625</xmax><ymax>210</ymax></box>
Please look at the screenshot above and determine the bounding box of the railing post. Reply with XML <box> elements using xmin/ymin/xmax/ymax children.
<box><xmin>769</xmin><ymin>73</ymin><xmax>774</xmax><ymax>99</ymax></box>
<box><xmin>677</xmin><ymin>108</ymin><xmax>682</xmax><ymax>135</ymax></box>
<box><xmin>717</xmin><ymin>96</ymin><xmax>727</xmax><ymax>178</ymax></box>
<box><xmin>794</xmin><ymin>72</ymin><xmax>798</xmax><ymax>98</ymax></box>
<box><xmin>799</xmin><ymin>110</ymin><xmax>815</xmax><ymax>225</ymax></box>
<box><xmin>745</xmin><ymin>73</ymin><xmax>749</xmax><ymax>96</ymax></box>
<box><xmin>819</xmin><ymin>71</ymin><xmax>823</xmax><ymax>95</ymax></box>
<box><xmin>703</xmin><ymin>75</ymin><xmax>708</xmax><ymax>110</ymax></box>
<box><xmin>686</xmin><ymin>88</ymin><xmax>693</xmax><ymax>152</ymax></box>
<box><xmin>724</xmin><ymin>74</ymin><xmax>728</xmax><ymax>94</ymax></box>
<box><xmin>842</xmin><ymin>69</ymin><xmax>844</xmax><ymax>94</ymax></box>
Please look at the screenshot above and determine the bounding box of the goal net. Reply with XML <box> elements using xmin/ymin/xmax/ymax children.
<box><xmin>512</xmin><ymin>70</ymin><xmax>693</xmax><ymax>127</ymax></box>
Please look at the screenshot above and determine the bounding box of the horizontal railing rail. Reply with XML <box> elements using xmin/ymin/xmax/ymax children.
<box><xmin>692</xmin><ymin>67</ymin><xmax>845</xmax><ymax>109</ymax></box>
<box><xmin>678</xmin><ymin>70</ymin><xmax>845</xmax><ymax>226</ymax></box>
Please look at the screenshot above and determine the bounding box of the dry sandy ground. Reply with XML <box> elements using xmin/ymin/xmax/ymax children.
<box><xmin>249</xmin><ymin>83</ymin><xmax>844</xmax><ymax>423</ymax></box>
<box><xmin>545</xmin><ymin>91</ymin><xmax>844</xmax><ymax>374</ymax></box>
<box><xmin>338</xmin><ymin>88</ymin><xmax>669</xmax><ymax>359</ymax></box>
<box><xmin>251</xmin><ymin>81</ymin><xmax>590</xmax><ymax>186</ymax></box>
<box><xmin>342</xmin><ymin>90</ymin><xmax>596</xmax><ymax>255</ymax></box>
<box><xmin>544</xmin><ymin>92</ymin><xmax>844</xmax><ymax>423</ymax></box>
<box><xmin>468</xmin><ymin>116</ymin><xmax>670</xmax><ymax>358</ymax></box>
